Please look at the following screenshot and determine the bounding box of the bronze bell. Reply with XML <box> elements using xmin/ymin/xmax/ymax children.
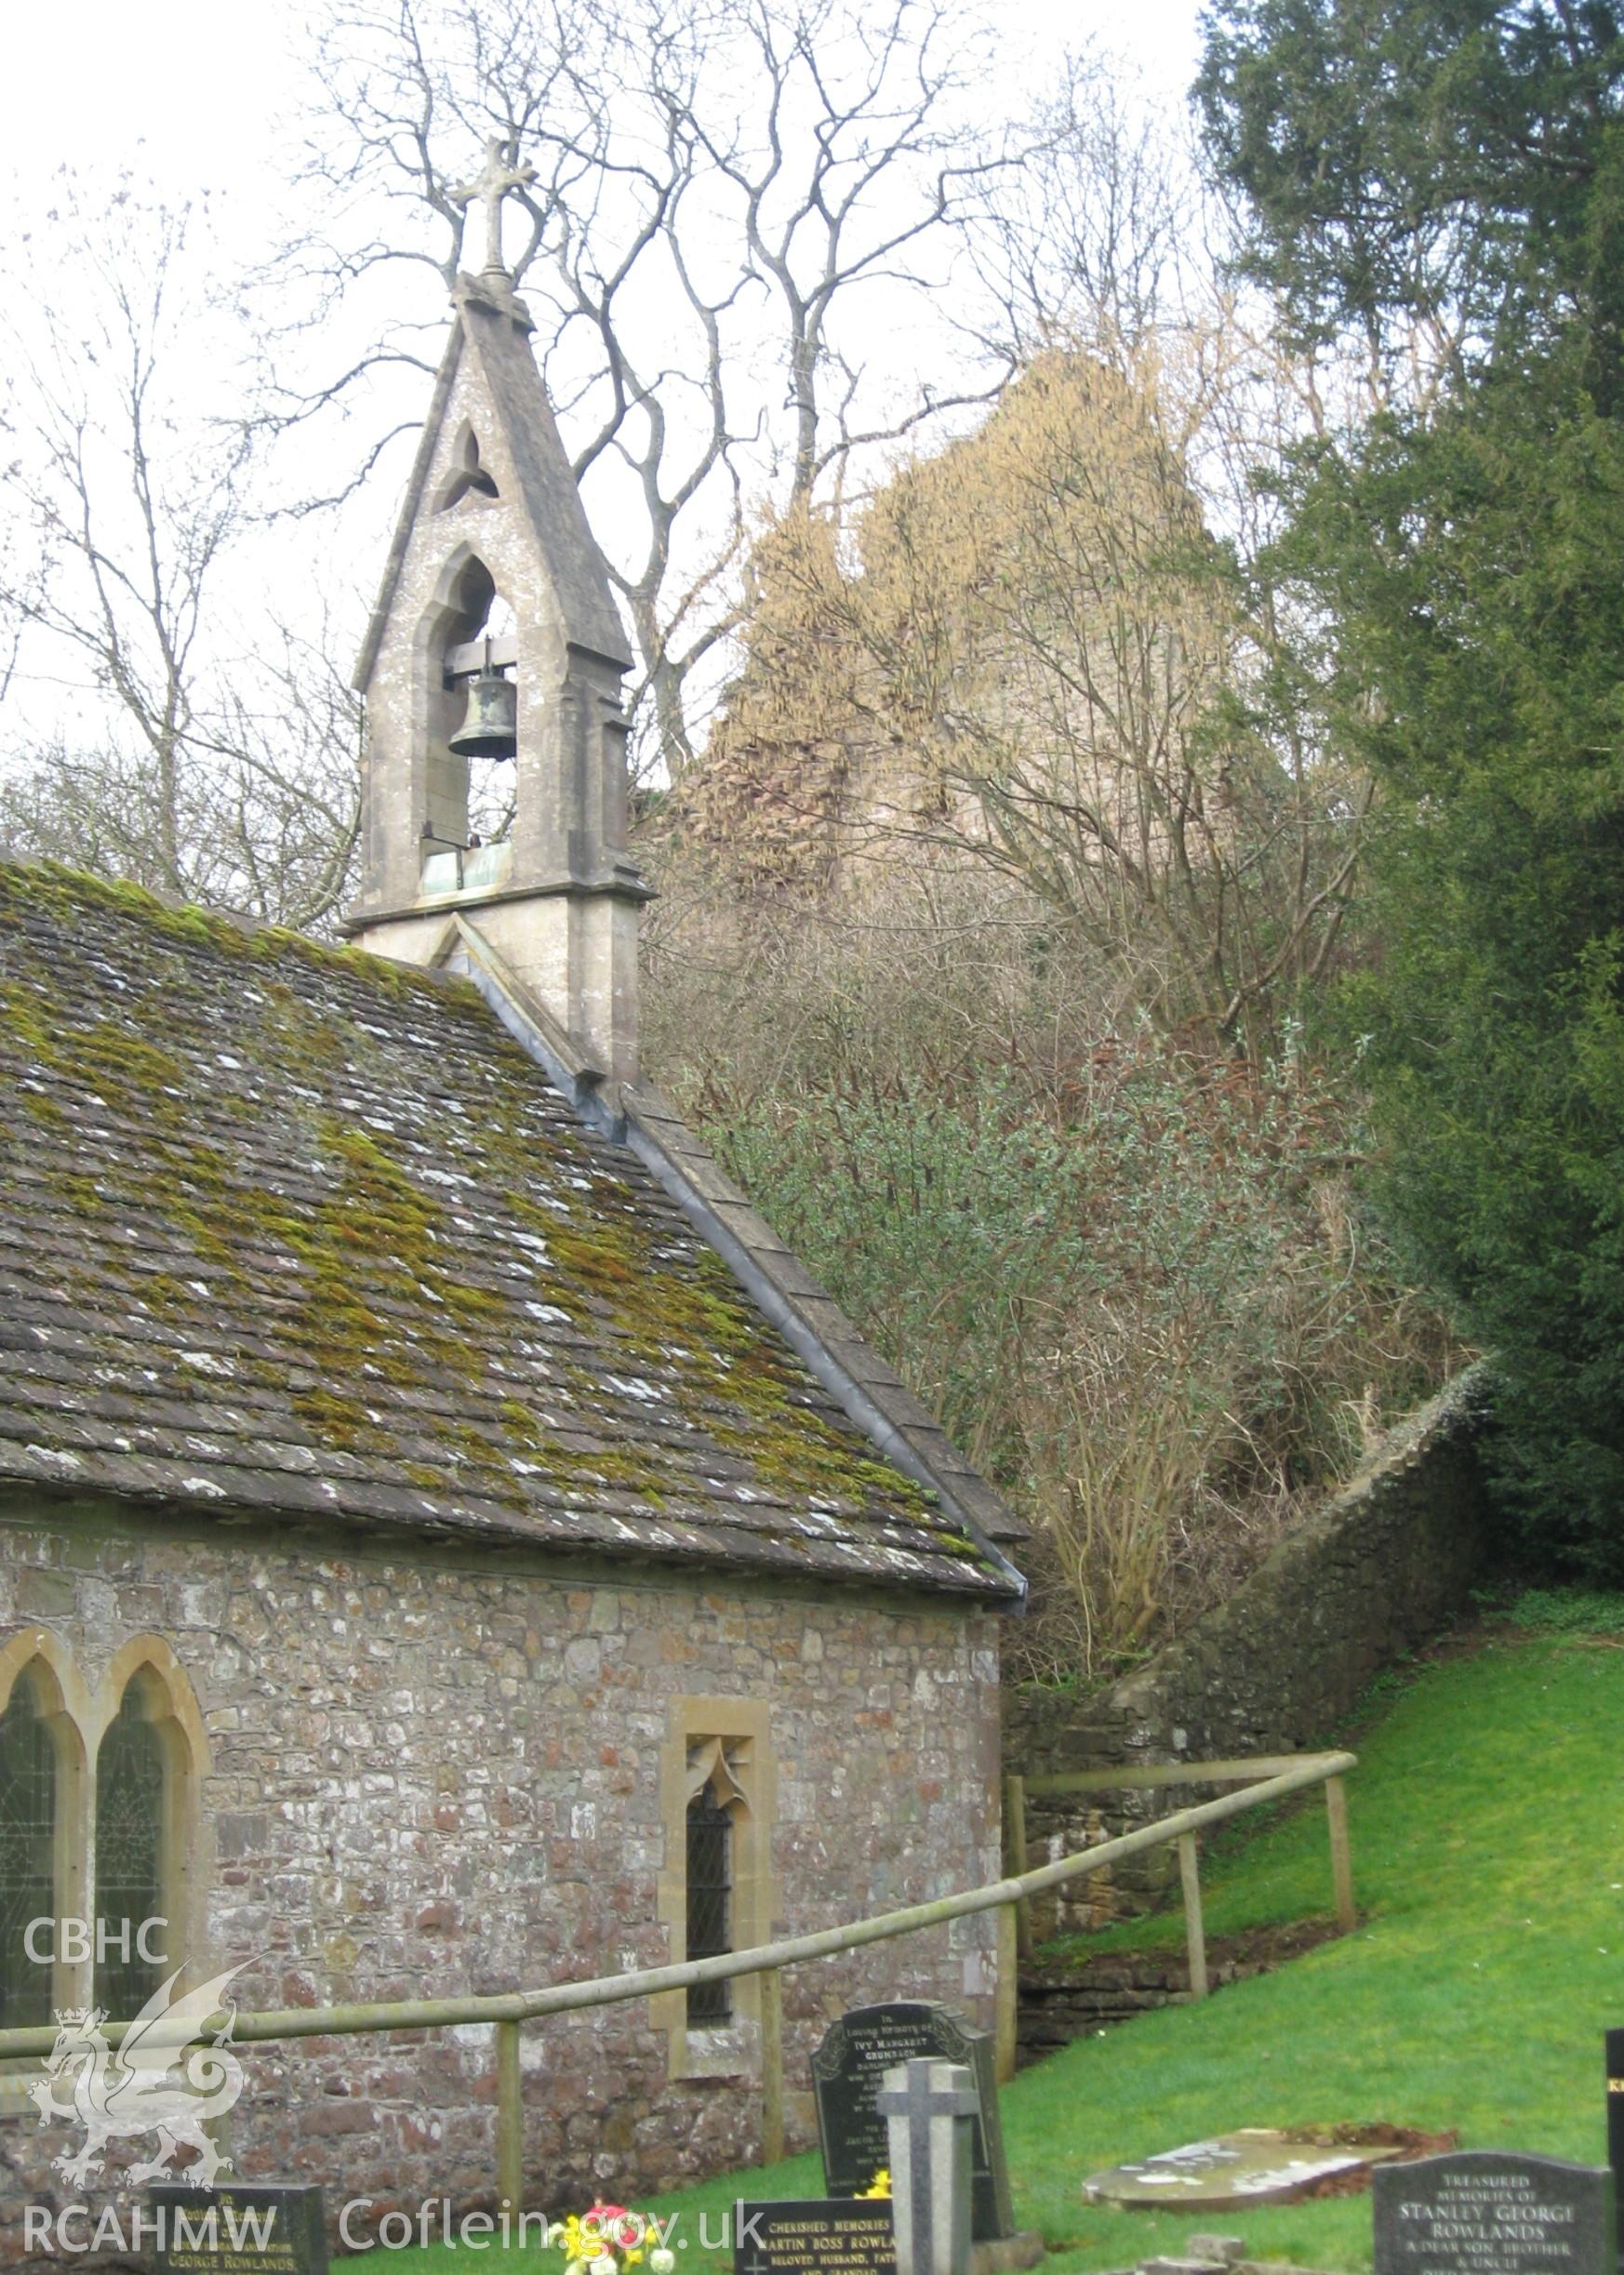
<box><xmin>448</xmin><ymin>662</ymin><xmax>517</xmax><ymax>761</ymax></box>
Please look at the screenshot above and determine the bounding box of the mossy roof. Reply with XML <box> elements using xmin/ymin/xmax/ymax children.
<box><xmin>0</xmin><ymin>859</ymin><xmax>1016</xmax><ymax>1597</ymax></box>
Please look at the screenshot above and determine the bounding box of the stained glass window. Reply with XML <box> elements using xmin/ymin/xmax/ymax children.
<box><xmin>686</xmin><ymin>1784</ymin><xmax>733</xmax><ymax>2025</ymax></box>
<box><xmin>0</xmin><ymin>1678</ymin><xmax>57</xmax><ymax>2031</ymax></box>
<box><xmin>94</xmin><ymin>1684</ymin><xmax>167</xmax><ymax>2019</ymax></box>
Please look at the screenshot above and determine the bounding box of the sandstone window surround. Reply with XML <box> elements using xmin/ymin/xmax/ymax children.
<box><xmin>0</xmin><ymin>1629</ymin><xmax>206</xmax><ymax>2112</ymax></box>
<box><xmin>653</xmin><ymin>1696</ymin><xmax>777</xmax><ymax>2083</ymax></box>
<box><xmin>685</xmin><ymin>1741</ymin><xmax>746</xmax><ymax>2027</ymax></box>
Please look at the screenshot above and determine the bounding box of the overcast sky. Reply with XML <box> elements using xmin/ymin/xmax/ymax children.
<box><xmin>0</xmin><ymin>0</ymin><xmax>1210</xmax><ymax>765</ymax></box>
<box><xmin>4</xmin><ymin>0</ymin><xmax>1205</xmax><ymax>217</ymax></box>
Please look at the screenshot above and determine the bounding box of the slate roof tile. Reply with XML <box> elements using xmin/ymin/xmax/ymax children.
<box><xmin>0</xmin><ymin>861</ymin><xmax>1018</xmax><ymax>1597</ymax></box>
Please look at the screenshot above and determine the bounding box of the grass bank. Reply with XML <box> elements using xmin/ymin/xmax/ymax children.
<box><xmin>387</xmin><ymin>1614</ymin><xmax>1624</xmax><ymax>2275</ymax></box>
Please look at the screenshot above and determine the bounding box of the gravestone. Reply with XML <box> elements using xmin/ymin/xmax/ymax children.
<box><xmin>1373</xmin><ymin>2151</ymin><xmax>1612</xmax><ymax>2275</ymax></box>
<box><xmin>1085</xmin><ymin>2129</ymin><xmax>1410</xmax><ymax>2209</ymax></box>
<box><xmin>147</xmin><ymin>2184</ymin><xmax>328</xmax><ymax>2275</ymax></box>
<box><xmin>1604</xmin><ymin>2029</ymin><xmax>1624</xmax><ymax>2268</ymax></box>
<box><xmin>812</xmin><ymin>2003</ymin><xmax>1014</xmax><ymax>2242</ymax></box>
<box><xmin>877</xmin><ymin>2058</ymin><xmax>978</xmax><ymax>2275</ymax></box>
<box><xmin>733</xmin><ymin>2199</ymin><xmax>898</xmax><ymax>2275</ymax></box>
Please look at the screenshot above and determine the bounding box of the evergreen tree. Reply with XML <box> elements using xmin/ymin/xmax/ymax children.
<box><xmin>1199</xmin><ymin>0</ymin><xmax>1624</xmax><ymax>1567</ymax></box>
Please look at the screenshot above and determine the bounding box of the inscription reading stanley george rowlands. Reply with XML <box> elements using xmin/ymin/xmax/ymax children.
<box><xmin>1373</xmin><ymin>2152</ymin><xmax>1612</xmax><ymax>2275</ymax></box>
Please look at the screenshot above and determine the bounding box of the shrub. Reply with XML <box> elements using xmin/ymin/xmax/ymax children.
<box><xmin>644</xmin><ymin>858</ymin><xmax>1458</xmax><ymax>1680</ymax></box>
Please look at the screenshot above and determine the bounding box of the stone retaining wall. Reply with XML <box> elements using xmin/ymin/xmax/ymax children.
<box><xmin>1018</xmin><ymin>1952</ymin><xmax>1238</xmax><ymax>2061</ymax></box>
<box><xmin>1005</xmin><ymin>1370</ymin><xmax>1491</xmax><ymax>1939</ymax></box>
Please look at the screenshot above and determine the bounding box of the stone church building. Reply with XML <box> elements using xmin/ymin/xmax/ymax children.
<box><xmin>0</xmin><ymin>165</ymin><xmax>1024</xmax><ymax>2256</ymax></box>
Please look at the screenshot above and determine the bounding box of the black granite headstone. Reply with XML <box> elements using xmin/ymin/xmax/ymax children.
<box><xmin>1604</xmin><ymin>2029</ymin><xmax>1624</xmax><ymax>2268</ymax></box>
<box><xmin>810</xmin><ymin>2002</ymin><xmax>1013</xmax><ymax>2242</ymax></box>
<box><xmin>734</xmin><ymin>2199</ymin><xmax>898</xmax><ymax>2275</ymax></box>
<box><xmin>1374</xmin><ymin>2151</ymin><xmax>1612</xmax><ymax>2275</ymax></box>
<box><xmin>146</xmin><ymin>2184</ymin><xmax>328</xmax><ymax>2275</ymax></box>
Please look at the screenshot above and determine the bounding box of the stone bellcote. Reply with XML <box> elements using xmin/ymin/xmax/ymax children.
<box><xmin>343</xmin><ymin>260</ymin><xmax>647</xmax><ymax>1084</ymax></box>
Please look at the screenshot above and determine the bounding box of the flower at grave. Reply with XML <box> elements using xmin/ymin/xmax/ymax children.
<box><xmin>649</xmin><ymin>2249</ymin><xmax>676</xmax><ymax>2273</ymax></box>
<box><xmin>552</xmin><ymin>2204</ymin><xmax>657</xmax><ymax>2275</ymax></box>
<box><xmin>859</xmin><ymin>2170</ymin><xmax>892</xmax><ymax>2200</ymax></box>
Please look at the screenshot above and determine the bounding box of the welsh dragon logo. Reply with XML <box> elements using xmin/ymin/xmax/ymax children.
<box><xmin>29</xmin><ymin>1964</ymin><xmax>247</xmax><ymax>2191</ymax></box>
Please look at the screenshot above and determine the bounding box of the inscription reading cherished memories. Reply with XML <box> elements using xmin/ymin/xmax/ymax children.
<box><xmin>733</xmin><ymin>2199</ymin><xmax>897</xmax><ymax>2275</ymax></box>
<box><xmin>1373</xmin><ymin>2153</ymin><xmax>1611</xmax><ymax>2275</ymax></box>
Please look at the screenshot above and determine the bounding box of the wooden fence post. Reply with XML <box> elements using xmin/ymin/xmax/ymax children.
<box><xmin>0</xmin><ymin>1749</ymin><xmax>1358</xmax><ymax>2073</ymax></box>
<box><xmin>1177</xmin><ymin>1832</ymin><xmax>1208</xmax><ymax>2000</ymax></box>
<box><xmin>994</xmin><ymin>1900</ymin><xmax>1018</xmax><ymax>2083</ymax></box>
<box><xmin>1325</xmin><ymin>1774</ymin><xmax>1356</xmax><ymax>1933</ymax></box>
<box><xmin>1005</xmin><ymin>1774</ymin><xmax>1032</xmax><ymax>1960</ymax></box>
<box><xmin>497</xmin><ymin>2018</ymin><xmax>524</xmax><ymax>2215</ymax></box>
<box><xmin>760</xmin><ymin>1965</ymin><xmax>785</xmax><ymax>2165</ymax></box>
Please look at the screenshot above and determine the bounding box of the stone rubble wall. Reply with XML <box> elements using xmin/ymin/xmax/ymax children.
<box><xmin>0</xmin><ymin>1496</ymin><xmax>1003</xmax><ymax>2268</ymax></box>
<box><xmin>1017</xmin><ymin>1951</ymin><xmax>1250</xmax><ymax>2061</ymax></box>
<box><xmin>1004</xmin><ymin>1370</ymin><xmax>1491</xmax><ymax>1942</ymax></box>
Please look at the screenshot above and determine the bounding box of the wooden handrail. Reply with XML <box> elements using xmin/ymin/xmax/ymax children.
<box><xmin>1005</xmin><ymin>1749</ymin><xmax>1359</xmax><ymax>2015</ymax></box>
<box><xmin>0</xmin><ymin>1748</ymin><xmax>1356</xmax><ymax>2217</ymax></box>
<box><xmin>0</xmin><ymin>1749</ymin><xmax>1354</xmax><ymax>2060</ymax></box>
<box><xmin>1022</xmin><ymin>1750</ymin><xmax>1347</xmax><ymax>1797</ymax></box>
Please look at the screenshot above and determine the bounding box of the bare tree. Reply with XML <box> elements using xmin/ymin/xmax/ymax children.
<box><xmin>0</xmin><ymin>181</ymin><xmax>362</xmax><ymax>927</ymax></box>
<box><xmin>274</xmin><ymin>0</ymin><xmax>1014</xmax><ymax>774</ymax></box>
<box><xmin>677</xmin><ymin>0</ymin><xmax>1013</xmax><ymax>503</ymax></box>
<box><xmin>972</xmin><ymin>47</ymin><xmax>1201</xmax><ymax>368</ymax></box>
<box><xmin>687</xmin><ymin>349</ymin><xmax>1366</xmax><ymax>1055</ymax></box>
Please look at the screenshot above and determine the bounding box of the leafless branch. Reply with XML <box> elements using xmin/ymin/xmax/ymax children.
<box><xmin>0</xmin><ymin>182</ymin><xmax>363</xmax><ymax>927</ymax></box>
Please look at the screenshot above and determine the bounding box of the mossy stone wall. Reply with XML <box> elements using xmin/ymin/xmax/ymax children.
<box><xmin>1005</xmin><ymin>1373</ymin><xmax>1491</xmax><ymax>1939</ymax></box>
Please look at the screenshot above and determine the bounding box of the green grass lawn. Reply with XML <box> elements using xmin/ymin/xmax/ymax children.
<box><xmin>387</xmin><ymin>1616</ymin><xmax>1624</xmax><ymax>2275</ymax></box>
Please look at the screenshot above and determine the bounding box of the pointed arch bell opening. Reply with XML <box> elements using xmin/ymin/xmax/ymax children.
<box><xmin>419</xmin><ymin>546</ymin><xmax>522</xmax><ymax>890</ymax></box>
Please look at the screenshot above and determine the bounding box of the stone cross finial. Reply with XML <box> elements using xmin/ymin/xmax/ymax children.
<box><xmin>452</xmin><ymin>137</ymin><xmax>538</xmax><ymax>276</ymax></box>
<box><xmin>876</xmin><ymin>2057</ymin><xmax>980</xmax><ymax>2275</ymax></box>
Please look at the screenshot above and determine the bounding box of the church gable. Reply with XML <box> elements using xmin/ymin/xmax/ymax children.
<box><xmin>0</xmin><ymin>860</ymin><xmax>1015</xmax><ymax>1598</ymax></box>
<box><xmin>344</xmin><ymin>269</ymin><xmax>646</xmax><ymax>1082</ymax></box>
<box><xmin>355</xmin><ymin>270</ymin><xmax>632</xmax><ymax>698</ymax></box>
<box><xmin>354</xmin><ymin>285</ymin><xmax>633</xmax><ymax>697</ymax></box>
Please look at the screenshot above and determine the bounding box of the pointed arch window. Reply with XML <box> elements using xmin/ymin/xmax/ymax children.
<box><xmin>656</xmin><ymin>1701</ymin><xmax>775</xmax><ymax>2077</ymax></box>
<box><xmin>0</xmin><ymin>1674</ymin><xmax>59</xmax><ymax>2030</ymax></box>
<box><xmin>685</xmin><ymin>1737</ymin><xmax>748</xmax><ymax>2027</ymax></box>
<box><xmin>686</xmin><ymin>1785</ymin><xmax>733</xmax><ymax>2022</ymax></box>
<box><xmin>94</xmin><ymin>1676</ymin><xmax>170</xmax><ymax>2018</ymax></box>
